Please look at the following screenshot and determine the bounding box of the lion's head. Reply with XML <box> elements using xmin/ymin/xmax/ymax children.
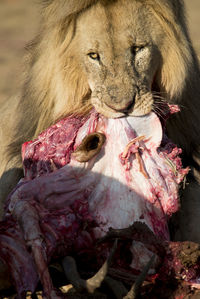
<box><xmin>12</xmin><ymin>0</ymin><xmax>200</xmax><ymax>154</ymax></box>
<box><xmin>26</xmin><ymin>0</ymin><xmax>194</xmax><ymax>123</ymax></box>
<box><xmin>75</xmin><ymin>0</ymin><xmax>162</xmax><ymax>118</ymax></box>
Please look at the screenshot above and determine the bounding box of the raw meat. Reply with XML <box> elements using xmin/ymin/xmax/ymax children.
<box><xmin>0</xmin><ymin>107</ymin><xmax>196</xmax><ymax>298</ymax></box>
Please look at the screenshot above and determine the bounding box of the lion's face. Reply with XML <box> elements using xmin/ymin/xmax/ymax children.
<box><xmin>75</xmin><ymin>0</ymin><xmax>163</xmax><ymax>118</ymax></box>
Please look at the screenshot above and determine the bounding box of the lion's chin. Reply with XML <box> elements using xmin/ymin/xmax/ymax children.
<box><xmin>91</xmin><ymin>98</ymin><xmax>125</xmax><ymax>118</ymax></box>
<box><xmin>128</xmin><ymin>107</ymin><xmax>152</xmax><ymax>117</ymax></box>
<box><xmin>91</xmin><ymin>97</ymin><xmax>152</xmax><ymax>119</ymax></box>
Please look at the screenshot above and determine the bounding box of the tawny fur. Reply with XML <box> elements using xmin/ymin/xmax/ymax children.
<box><xmin>0</xmin><ymin>0</ymin><xmax>200</xmax><ymax>241</ymax></box>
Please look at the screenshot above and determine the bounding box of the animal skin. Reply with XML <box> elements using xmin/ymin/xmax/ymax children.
<box><xmin>0</xmin><ymin>0</ymin><xmax>200</xmax><ymax>242</ymax></box>
<box><xmin>0</xmin><ymin>108</ymin><xmax>192</xmax><ymax>296</ymax></box>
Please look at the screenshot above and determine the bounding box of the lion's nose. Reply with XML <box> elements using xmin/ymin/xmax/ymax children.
<box><xmin>106</xmin><ymin>98</ymin><xmax>135</xmax><ymax>112</ymax></box>
<box><xmin>106</xmin><ymin>85</ymin><xmax>135</xmax><ymax>111</ymax></box>
<box><xmin>106</xmin><ymin>86</ymin><xmax>135</xmax><ymax>112</ymax></box>
<box><xmin>107</xmin><ymin>85</ymin><xmax>121</xmax><ymax>103</ymax></box>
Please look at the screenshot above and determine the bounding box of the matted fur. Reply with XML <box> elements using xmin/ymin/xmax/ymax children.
<box><xmin>0</xmin><ymin>0</ymin><xmax>200</xmax><ymax>241</ymax></box>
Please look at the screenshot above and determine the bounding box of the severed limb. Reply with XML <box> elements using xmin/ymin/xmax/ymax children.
<box><xmin>12</xmin><ymin>200</ymin><xmax>57</xmax><ymax>298</ymax></box>
<box><xmin>62</xmin><ymin>239</ymin><xmax>118</xmax><ymax>293</ymax></box>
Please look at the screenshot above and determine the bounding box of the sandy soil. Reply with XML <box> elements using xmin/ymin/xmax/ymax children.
<box><xmin>0</xmin><ymin>0</ymin><xmax>39</xmax><ymax>105</ymax></box>
<box><xmin>0</xmin><ymin>0</ymin><xmax>199</xmax><ymax>105</ymax></box>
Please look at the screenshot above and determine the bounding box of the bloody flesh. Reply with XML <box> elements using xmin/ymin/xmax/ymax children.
<box><xmin>0</xmin><ymin>107</ymin><xmax>199</xmax><ymax>297</ymax></box>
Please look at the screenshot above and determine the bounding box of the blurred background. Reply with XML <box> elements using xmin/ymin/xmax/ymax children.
<box><xmin>0</xmin><ymin>0</ymin><xmax>199</xmax><ymax>105</ymax></box>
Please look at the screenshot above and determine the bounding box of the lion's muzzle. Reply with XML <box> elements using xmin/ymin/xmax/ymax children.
<box><xmin>106</xmin><ymin>85</ymin><xmax>135</xmax><ymax>112</ymax></box>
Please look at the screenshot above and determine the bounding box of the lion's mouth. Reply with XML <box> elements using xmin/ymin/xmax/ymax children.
<box><xmin>91</xmin><ymin>97</ymin><xmax>126</xmax><ymax>118</ymax></box>
<box><xmin>91</xmin><ymin>95</ymin><xmax>153</xmax><ymax>119</ymax></box>
<box><xmin>104</xmin><ymin>100</ymin><xmax>134</xmax><ymax>114</ymax></box>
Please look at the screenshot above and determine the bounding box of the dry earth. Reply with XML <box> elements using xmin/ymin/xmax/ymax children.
<box><xmin>0</xmin><ymin>0</ymin><xmax>38</xmax><ymax>105</ymax></box>
<box><xmin>0</xmin><ymin>0</ymin><xmax>199</xmax><ymax>106</ymax></box>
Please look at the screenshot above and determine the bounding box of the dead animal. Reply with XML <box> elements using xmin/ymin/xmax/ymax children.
<box><xmin>1</xmin><ymin>106</ymin><xmax>200</xmax><ymax>299</ymax></box>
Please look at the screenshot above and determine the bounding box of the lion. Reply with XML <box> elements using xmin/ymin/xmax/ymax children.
<box><xmin>0</xmin><ymin>0</ymin><xmax>200</xmax><ymax>242</ymax></box>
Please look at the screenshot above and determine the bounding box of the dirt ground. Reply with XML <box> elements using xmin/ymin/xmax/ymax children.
<box><xmin>0</xmin><ymin>0</ymin><xmax>199</xmax><ymax>105</ymax></box>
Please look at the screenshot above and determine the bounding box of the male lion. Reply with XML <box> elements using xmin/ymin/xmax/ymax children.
<box><xmin>0</xmin><ymin>0</ymin><xmax>200</xmax><ymax>242</ymax></box>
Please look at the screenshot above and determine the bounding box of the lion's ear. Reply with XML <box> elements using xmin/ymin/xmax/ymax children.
<box><xmin>42</xmin><ymin>0</ymin><xmax>97</xmax><ymax>23</ymax></box>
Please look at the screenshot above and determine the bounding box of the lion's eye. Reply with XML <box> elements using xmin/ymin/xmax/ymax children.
<box><xmin>131</xmin><ymin>45</ymin><xmax>144</xmax><ymax>55</ymax></box>
<box><xmin>88</xmin><ymin>52</ymin><xmax>100</xmax><ymax>61</ymax></box>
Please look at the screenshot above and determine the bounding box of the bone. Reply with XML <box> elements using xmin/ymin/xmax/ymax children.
<box><xmin>86</xmin><ymin>239</ymin><xmax>117</xmax><ymax>293</ymax></box>
<box><xmin>62</xmin><ymin>239</ymin><xmax>118</xmax><ymax>293</ymax></box>
<box><xmin>72</xmin><ymin>132</ymin><xmax>106</xmax><ymax>162</ymax></box>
